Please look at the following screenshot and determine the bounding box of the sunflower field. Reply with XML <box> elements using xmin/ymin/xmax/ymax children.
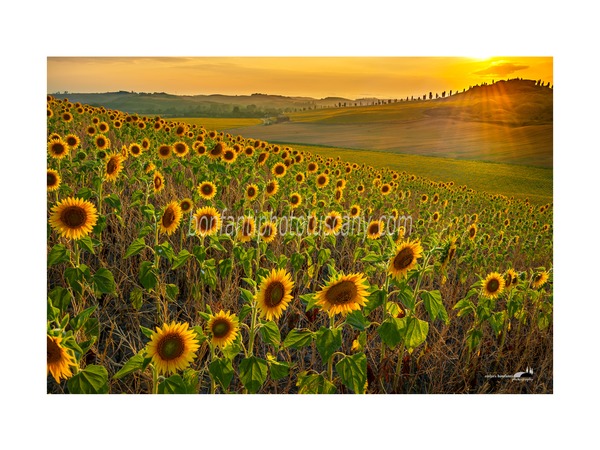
<box><xmin>46</xmin><ymin>96</ymin><xmax>553</xmax><ymax>394</ymax></box>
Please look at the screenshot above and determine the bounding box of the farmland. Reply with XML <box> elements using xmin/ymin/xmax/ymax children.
<box><xmin>46</xmin><ymin>94</ymin><xmax>553</xmax><ymax>394</ymax></box>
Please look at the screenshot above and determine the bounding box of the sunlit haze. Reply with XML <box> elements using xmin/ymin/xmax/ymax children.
<box><xmin>47</xmin><ymin>56</ymin><xmax>552</xmax><ymax>99</ymax></box>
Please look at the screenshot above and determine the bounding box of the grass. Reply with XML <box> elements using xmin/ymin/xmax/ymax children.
<box><xmin>287</xmin><ymin>143</ymin><xmax>553</xmax><ymax>204</ymax></box>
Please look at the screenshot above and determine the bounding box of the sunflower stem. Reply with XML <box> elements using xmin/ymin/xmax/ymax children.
<box><xmin>327</xmin><ymin>314</ymin><xmax>335</xmax><ymax>381</ymax></box>
<box><xmin>210</xmin><ymin>345</ymin><xmax>217</xmax><ymax>394</ymax></box>
<box><xmin>247</xmin><ymin>299</ymin><xmax>259</xmax><ymax>358</ymax></box>
<box><xmin>151</xmin><ymin>365</ymin><xmax>159</xmax><ymax>394</ymax></box>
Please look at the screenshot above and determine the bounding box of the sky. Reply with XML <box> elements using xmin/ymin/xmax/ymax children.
<box><xmin>47</xmin><ymin>56</ymin><xmax>553</xmax><ymax>100</ymax></box>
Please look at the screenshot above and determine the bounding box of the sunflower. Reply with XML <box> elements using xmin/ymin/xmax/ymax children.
<box><xmin>259</xmin><ymin>221</ymin><xmax>277</xmax><ymax>243</ymax></box>
<box><xmin>94</xmin><ymin>134</ymin><xmax>110</xmax><ymax>150</ymax></box>
<box><xmin>222</xmin><ymin>148</ymin><xmax>237</xmax><ymax>163</ymax></box>
<box><xmin>61</xmin><ymin>111</ymin><xmax>73</xmax><ymax>123</ymax></box>
<box><xmin>47</xmin><ymin>335</ymin><xmax>77</xmax><ymax>383</ymax></box>
<box><xmin>467</xmin><ymin>223</ymin><xmax>477</xmax><ymax>240</ymax></box>
<box><xmin>307</xmin><ymin>212</ymin><xmax>319</xmax><ymax>234</ymax></box>
<box><xmin>198</xmin><ymin>181</ymin><xmax>217</xmax><ymax>200</ymax></box>
<box><xmin>421</xmin><ymin>194</ymin><xmax>428</xmax><ymax>203</ymax></box>
<box><xmin>440</xmin><ymin>237</ymin><xmax>457</xmax><ymax>266</ymax></box>
<box><xmin>290</xmin><ymin>192</ymin><xmax>302</xmax><ymax>209</ymax></box>
<box><xmin>380</xmin><ymin>183</ymin><xmax>392</xmax><ymax>195</ymax></box>
<box><xmin>504</xmin><ymin>269</ymin><xmax>518</xmax><ymax>290</ymax></box>
<box><xmin>257</xmin><ymin>151</ymin><xmax>269</xmax><ymax>166</ymax></box>
<box><xmin>65</xmin><ymin>134</ymin><xmax>80</xmax><ymax>150</ymax></box>
<box><xmin>432</xmin><ymin>211</ymin><xmax>440</xmax><ymax>222</ymax></box>
<box><xmin>194</xmin><ymin>143</ymin><xmax>207</xmax><ymax>156</ymax></box>
<box><xmin>158</xmin><ymin>144</ymin><xmax>172</xmax><ymax>160</ymax></box>
<box><xmin>141</xmin><ymin>137</ymin><xmax>151</xmax><ymax>151</ymax></box>
<box><xmin>209</xmin><ymin>142</ymin><xmax>225</xmax><ymax>159</ymax></box>
<box><xmin>307</xmin><ymin>162</ymin><xmax>318</xmax><ymax>173</ymax></box>
<box><xmin>532</xmin><ymin>271</ymin><xmax>549</xmax><ymax>289</ymax></box>
<box><xmin>159</xmin><ymin>201</ymin><xmax>183</xmax><ymax>235</ymax></box>
<box><xmin>179</xmin><ymin>198</ymin><xmax>194</xmax><ymax>214</ymax></box>
<box><xmin>334</xmin><ymin>188</ymin><xmax>344</xmax><ymax>203</ymax></box>
<box><xmin>246</xmin><ymin>183</ymin><xmax>259</xmax><ymax>201</ymax></box>
<box><xmin>366</xmin><ymin>220</ymin><xmax>384</xmax><ymax>239</ymax></box>
<box><xmin>206</xmin><ymin>311</ymin><xmax>239</xmax><ymax>348</ymax></box>
<box><xmin>295</xmin><ymin>172</ymin><xmax>305</xmax><ymax>184</ymax></box>
<box><xmin>104</xmin><ymin>153</ymin><xmax>124</xmax><ymax>182</ymax></box>
<box><xmin>323</xmin><ymin>211</ymin><xmax>343</xmax><ymax>235</ymax></box>
<box><xmin>388</xmin><ymin>239</ymin><xmax>423</xmax><ymax>279</ymax></box>
<box><xmin>349</xmin><ymin>204</ymin><xmax>361</xmax><ymax>218</ymax></box>
<box><xmin>316</xmin><ymin>173</ymin><xmax>329</xmax><ymax>188</ymax></box>
<box><xmin>129</xmin><ymin>143</ymin><xmax>142</xmax><ymax>157</ymax></box>
<box><xmin>272</xmin><ymin>162</ymin><xmax>287</xmax><ymax>178</ymax></box>
<box><xmin>357</xmin><ymin>184</ymin><xmax>365</xmax><ymax>194</ymax></box>
<box><xmin>47</xmin><ymin>138</ymin><xmax>69</xmax><ymax>160</ymax></box>
<box><xmin>244</xmin><ymin>146</ymin><xmax>255</xmax><ymax>157</ymax></box>
<box><xmin>315</xmin><ymin>272</ymin><xmax>369</xmax><ymax>316</ymax></box>
<box><xmin>237</xmin><ymin>216</ymin><xmax>256</xmax><ymax>243</ymax></box>
<box><xmin>257</xmin><ymin>269</ymin><xmax>295</xmax><ymax>321</ymax></box>
<box><xmin>47</xmin><ymin>169</ymin><xmax>61</xmax><ymax>192</ymax></box>
<box><xmin>98</xmin><ymin>121</ymin><xmax>110</xmax><ymax>133</ymax></box>
<box><xmin>49</xmin><ymin>197</ymin><xmax>98</xmax><ymax>240</ymax></box>
<box><xmin>265</xmin><ymin>180</ymin><xmax>279</xmax><ymax>197</ymax></box>
<box><xmin>173</xmin><ymin>141</ymin><xmax>189</xmax><ymax>157</ymax></box>
<box><xmin>153</xmin><ymin>171</ymin><xmax>165</xmax><ymax>193</ymax></box>
<box><xmin>193</xmin><ymin>206</ymin><xmax>221</xmax><ymax>237</ymax></box>
<box><xmin>481</xmin><ymin>272</ymin><xmax>505</xmax><ymax>299</ymax></box>
<box><xmin>146</xmin><ymin>321</ymin><xmax>200</xmax><ymax>376</ymax></box>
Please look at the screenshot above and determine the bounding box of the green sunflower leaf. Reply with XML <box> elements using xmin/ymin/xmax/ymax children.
<box><xmin>282</xmin><ymin>329</ymin><xmax>314</xmax><ymax>350</ymax></box>
<box><xmin>335</xmin><ymin>352</ymin><xmax>367</xmax><ymax>394</ymax></box>
<box><xmin>239</xmin><ymin>356</ymin><xmax>268</xmax><ymax>394</ymax></box>
<box><xmin>296</xmin><ymin>372</ymin><xmax>336</xmax><ymax>394</ymax></box>
<box><xmin>124</xmin><ymin>237</ymin><xmax>146</xmax><ymax>259</ymax></box>
<box><xmin>67</xmin><ymin>364</ymin><xmax>109</xmax><ymax>394</ymax></box>
<box><xmin>209</xmin><ymin>357</ymin><xmax>234</xmax><ymax>390</ymax></box>
<box><xmin>315</xmin><ymin>327</ymin><xmax>342</xmax><ymax>363</ymax></box>
<box><xmin>259</xmin><ymin>320</ymin><xmax>281</xmax><ymax>348</ymax></box>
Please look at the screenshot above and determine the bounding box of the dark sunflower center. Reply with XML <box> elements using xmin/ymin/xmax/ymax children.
<box><xmin>469</xmin><ymin>227</ymin><xmax>476</xmax><ymax>237</ymax></box>
<box><xmin>248</xmin><ymin>187</ymin><xmax>256</xmax><ymax>197</ymax></box>
<box><xmin>212</xmin><ymin>319</ymin><xmax>231</xmax><ymax>338</ymax></box>
<box><xmin>351</xmin><ymin>208</ymin><xmax>358</xmax><ymax>215</ymax></box>
<box><xmin>335</xmin><ymin>191</ymin><xmax>342</xmax><ymax>200</ymax></box>
<box><xmin>162</xmin><ymin>208</ymin><xmax>176</xmax><ymax>228</ymax></box>
<box><xmin>265</xmin><ymin>281</ymin><xmax>285</xmax><ymax>307</ymax></box>
<box><xmin>97</xmin><ymin>138</ymin><xmax>106</xmax><ymax>147</ymax></box>
<box><xmin>318</xmin><ymin>176</ymin><xmax>326</xmax><ymax>185</ymax></box>
<box><xmin>197</xmin><ymin>214</ymin><xmax>214</xmax><ymax>232</ymax></box>
<box><xmin>181</xmin><ymin>201</ymin><xmax>191</xmax><ymax>211</ymax></box>
<box><xmin>52</xmin><ymin>143</ymin><xmax>66</xmax><ymax>155</ymax></box>
<box><xmin>242</xmin><ymin>221</ymin><xmax>253</xmax><ymax>235</ymax></box>
<box><xmin>382</xmin><ymin>186</ymin><xmax>389</xmax><ymax>192</ymax></box>
<box><xmin>202</xmin><ymin>184</ymin><xmax>214</xmax><ymax>195</ymax></box>
<box><xmin>131</xmin><ymin>145</ymin><xmax>140</xmax><ymax>154</ymax></box>
<box><xmin>267</xmin><ymin>183</ymin><xmax>275</xmax><ymax>193</ymax></box>
<box><xmin>106</xmin><ymin>158</ymin><xmax>118</xmax><ymax>175</ymax></box>
<box><xmin>309</xmin><ymin>217</ymin><xmax>317</xmax><ymax>230</ymax></box>
<box><xmin>393</xmin><ymin>247</ymin><xmax>415</xmax><ymax>271</ymax></box>
<box><xmin>154</xmin><ymin>176</ymin><xmax>162</xmax><ymax>189</ymax></box>
<box><xmin>487</xmin><ymin>278</ymin><xmax>500</xmax><ymax>293</ymax></box>
<box><xmin>369</xmin><ymin>223</ymin><xmax>380</xmax><ymax>235</ymax></box>
<box><xmin>224</xmin><ymin>151</ymin><xmax>234</xmax><ymax>160</ymax></box>
<box><xmin>60</xmin><ymin>205</ymin><xmax>87</xmax><ymax>228</ymax></box>
<box><xmin>157</xmin><ymin>333</ymin><xmax>185</xmax><ymax>360</ymax></box>
<box><xmin>291</xmin><ymin>195</ymin><xmax>299</xmax><ymax>204</ymax></box>
<box><xmin>47</xmin><ymin>172</ymin><xmax>57</xmax><ymax>186</ymax></box>
<box><xmin>67</xmin><ymin>137</ymin><xmax>77</xmax><ymax>146</ymax></box>
<box><xmin>175</xmin><ymin>143</ymin><xmax>186</xmax><ymax>153</ymax></box>
<box><xmin>159</xmin><ymin>146</ymin><xmax>170</xmax><ymax>156</ymax></box>
<box><xmin>325</xmin><ymin>280</ymin><xmax>357</xmax><ymax>305</ymax></box>
<box><xmin>262</xmin><ymin>225</ymin><xmax>273</xmax><ymax>237</ymax></box>
<box><xmin>275</xmin><ymin>165</ymin><xmax>284</xmax><ymax>174</ymax></box>
<box><xmin>47</xmin><ymin>337</ymin><xmax>62</xmax><ymax>364</ymax></box>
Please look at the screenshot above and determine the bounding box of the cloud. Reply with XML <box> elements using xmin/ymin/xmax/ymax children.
<box><xmin>473</xmin><ymin>61</ymin><xmax>529</xmax><ymax>77</ymax></box>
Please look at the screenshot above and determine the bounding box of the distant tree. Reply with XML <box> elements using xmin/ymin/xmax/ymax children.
<box><xmin>449</xmin><ymin>90</ymin><xmax>452</xmax><ymax>96</ymax></box>
<box><xmin>429</xmin><ymin>91</ymin><xmax>433</xmax><ymax>100</ymax></box>
<box><xmin>442</xmin><ymin>91</ymin><xmax>446</xmax><ymax>98</ymax></box>
<box><xmin>436</xmin><ymin>93</ymin><xmax>439</xmax><ymax>99</ymax></box>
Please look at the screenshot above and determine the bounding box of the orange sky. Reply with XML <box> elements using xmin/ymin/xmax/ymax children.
<box><xmin>47</xmin><ymin>56</ymin><xmax>552</xmax><ymax>99</ymax></box>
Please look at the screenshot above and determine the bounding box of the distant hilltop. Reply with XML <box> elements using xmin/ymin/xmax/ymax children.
<box><xmin>49</xmin><ymin>78</ymin><xmax>552</xmax><ymax>119</ymax></box>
